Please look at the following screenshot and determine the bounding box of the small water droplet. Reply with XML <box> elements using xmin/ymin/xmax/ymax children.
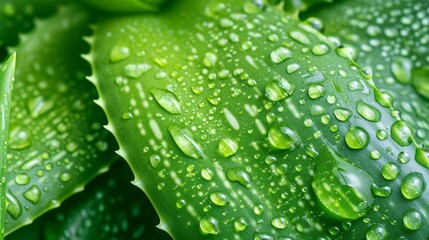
<box><xmin>6</xmin><ymin>191</ymin><xmax>22</xmax><ymax>219</ymax></box>
<box><xmin>176</xmin><ymin>199</ymin><xmax>186</xmax><ymax>208</ymax></box>
<box><xmin>201</xmin><ymin>168</ymin><xmax>214</xmax><ymax>180</ymax></box>
<box><xmin>199</xmin><ymin>215</ymin><xmax>219</xmax><ymax>235</ymax></box>
<box><xmin>150</xmin><ymin>89</ymin><xmax>182</xmax><ymax>115</ymax></box>
<box><xmin>356</xmin><ymin>101</ymin><xmax>381</xmax><ymax>122</ymax></box>
<box><xmin>253</xmin><ymin>204</ymin><xmax>264</xmax><ymax>215</ymax></box>
<box><xmin>391</xmin><ymin>57</ymin><xmax>412</xmax><ymax>84</ymax></box>
<box><xmin>268</xmin><ymin>126</ymin><xmax>301</xmax><ymax>150</ymax></box>
<box><xmin>23</xmin><ymin>185</ymin><xmax>41</xmax><ymax>204</ymax></box>
<box><xmin>391</xmin><ymin>121</ymin><xmax>414</xmax><ymax>147</ymax></box>
<box><xmin>336</xmin><ymin>45</ymin><xmax>358</xmax><ymax>60</ymax></box>
<box><xmin>289</xmin><ymin>31</ymin><xmax>311</xmax><ymax>45</ymax></box>
<box><xmin>270</xmin><ymin>47</ymin><xmax>292</xmax><ymax>63</ymax></box>
<box><xmin>333</xmin><ymin>108</ymin><xmax>352</xmax><ymax>122</ymax></box>
<box><xmin>271</xmin><ymin>217</ymin><xmax>288</xmax><ymax>229</ymax></box>
<box><xmin>168</xmin><ymin>124</ymin><xmax>205</xmax><ymax>159</ymax></box>
<box><xmin>312</xmin><ymin>43</ymin><xmax>330</xmax><ymax>56</ymax></box>
<box><xmin>402</xmin><ymin>208</ymin><xmax>423</xmax><ymax>230</ymax></box>
<box><xmin>371</xmin><ymin>184</ymin><xmax>392</xmax><ymax>198</ymax></box>
<box><xmin>218</xmin><ymin>138</ymin><xmax>239</xmax><ymax>157</ymax></box>
<box><xmin>60</xmin><ymin>172</ymin><xmax>71</xmax><ymax>182</ymax></box>
<box><xmin>210</xmin><ymin>192</ymin><xmax>229</xmax><ymax>206</ymax></box>
<box><xmin>15</xmin><ymin>173</ymin><xmax>30</xmax><ymax>185</ymax></box>
<box><xmin>303</xmin><ymin>17</ymin><xmax>324</xmax><ymax>32</ymax></box>
<box><xmin>203</xmin><ymin>52</ymin><xmax>218</xmax><ymax>68</ymax></box>
<box><xmin>345</xmin><ymin>126</ymin><xmax>370</xmax><ymax>150</ymax></box>
<box><xmin>65</xmin><ymin>142</ymin><xmax>78</xmax><ymax>153</ymax></box>
<box><xmin>234</xmin><ymin>217</ymin><xmax>248</xmax><ymax>232</ymax></box>
<box><xmin>110</xmin><ymin>44</ymin><xmax>130</xmax><ymax>62</ymax></box>
<box><xmin>265</xmin><ymin>79</ymin><xmax>295</xmax><ymax>102</ymax></box>
<box><xmin>308</xmin><ymin>84</ymin><xmax>326</xmax><ymax>99</ymax></box>
<box><xmin>124</xmin><ymin>63</ymin><xmax>152</xmax><ymax>78</ymax></box>
<box><xmin>381</xmin><ymin>162</ymin><xmax>400</xmax><ymax>181</ymax></box>
<box><xmin>376</xmin><ymin>129</ymin><xmax>388</xmax><ymax>140</ymax></box>
<box><xmin>400</xmin><ymin>172</ymin><xmax>426</xmax><ymax>200</ymax></box>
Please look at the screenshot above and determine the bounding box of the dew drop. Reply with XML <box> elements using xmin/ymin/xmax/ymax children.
<box><xmin>376</xmin><ymin>129</ymin><xmax>388</xmax><ymax>140</ymax></box>
<box><xmin>264</xmin><ymin>79</ymin><xmax>295</xmax><ymax>102</ymax></box>
<box><xmin>415</xmin><ymin>148</ymin><xmax>429</xmax><ymax>170</ymax></box>
<box><xmin>110</xmin><ymin>44</ymin><xmax>130</xmax><ymax>62</ymax></box>
<box><xmin>124</xmin><ymin>63</ymin><xmax>152</xmax><ymax>78</ymax></box>
<box><xmin>312</xmin><ymin>146</ymin><xmax>374</xmax><ymax>220</ymax></box>
<box><xmin>270</xmin><ymin>47</ymin><xmax>292</xmax><ymax>64</ymax></box>
<box><xmin>168</xmin><ymin>124</ymin><xmax>205</xmax><ymax>159</ymax></box>
<box><xmin>366</xmin><ymin>224</ymin><xmax>387</xmax><ymax>240</ymax></box>
<box><xmin>345</xmin><ymin>126</ymin><xmax>370</xmax><ymax>150</ymax></box>
<box><xmin>27</xmin><ymin>96</ymin><xmax>55</xmax><ymax>118</ymax></box>
<box><xmin>333</xmin><ymin>108</ymin><xmax>352</xmax><ymax>122</ymax></box>
<box><xmin>23</xmin><ymin>185</ymin><xmax>41</xmax><ymax>204</ymax></box>
<box><xmin>391</xmin><ymin>57</ymin><xmax>412</xmax><ymax>84</ymax></box>
<box><xmin>210</xmin><ymin>192</ymin><xmax>229</xmax><ymax>206</ymax></box>
<box><xmin>308</xmin><ymin>84</ymin><xmax>326</xmax><ymax>99</ymax></box>
<box><xmin>253</xmin><ymin>204</ymin><xmax>264</xmax><ymax>215</ymax></box>
<box><xmin>271</xmin><ymin>217</ymin><xmax>288</xmax><ymax>229</ymax></box>
<box><xmin>15</xmin><ymin>173</ymin><xmax>30</xmax><ymax>185</ymax></box>
<box><xmin>199</xmin><ymin>215</ymin><xmax>219</xmax><ymax>235</ymax></box>
<box><xmin>150</xmin><ymin>89</ymin><xmax>182</xmax><ymax>115</ymax></box>
<box><xmin>356</xmin><ymin>101</ymin><xmax>381</xmax><ymax>122</ymax></box>
<box><xmin>226</xmin><ymin>168</ymin><xmax>252</xmax><ymax>189</ymax></box>
<box><xmin>60</xmin><ymin>172</ymin><xmax>71</xmax><ymax>182</ymax></box>
<box><xmin>391</xmin><ymin>121</ymin><xmax>414</xmax><ymax>147</ymax></box>
<box><xmin>312</xmin><ymin>43</ymin><xmax>330</xmax><ymax>56</ymax></box>
<box><xmin>371</xmin><ymin>184</ymin><xmax>392</xmax><ymax>198</ymax></box>
<box><xmin>289</xmin><ymin>31</ymin><xmax>311</xmax><ymax>45</ymax></box>
<box><xmin>268</xmin><ymin>126</ymin><xmax>301</xmax><ymax>150</ymax></box>
<box><xmin>400</xmin><ymin>172</ymin><xmax>426</xmax><ymax>200</ymax></box>
<box><xmin>402</xmin><ymin>208</ymin><xmax>423</xmax><ymax>230</ymax></box>
<box><xmin>336</xmin><ymin>45</ymin><xmax>358</xmax><ymax>60</ymax></box>
<box><xmin>381</xmin><ymin>162</ymin><xmax>400</xmax><ymax>181</ymax></box>
<box><xmin>218</xmin><ymin>138</ymin><xmax>239</xmax><ymax>157</ymax></box>
<box><xmin>6</xmin><ymin>191</ymin><xmax>21</xmax><ymax>219</ymax></box>
<box><xmin>234</xmin><ymin>217</ymin><xmax>248</xmax><ymax>232</ymax></box>
<box><xmin>201</xmin><ymin>168</ymin><xmax>214</xmax><ymax>181</ymax></box>
<box><xmin>8</xmin><ymin>125</ymin><xmax>32</xmax><ymax>150</ymax></box>
<box><xmin>203</xmin><ymin>52</ymin><xmax>218</xmax><ymax>68</ymax></box>
<box><xmin>150</xmin><ymin>154</ymin><xmax>161</xmax><ymax>168</ymax></box>
<box><xmin>374</xmin><ymin>91</ymin><xmax>394</xmax><ymax>108</ymax></box>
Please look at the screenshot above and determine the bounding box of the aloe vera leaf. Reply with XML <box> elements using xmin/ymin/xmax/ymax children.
<box><xmin>0</xmin><ymin>53</ymin><xmax>15</xmax><ymax>239</ymax></box>
<box><xmin>90</xmin><ymin>0</ymin><xmax>429</xmax><ymax>239</ymax></box>
<box><xmin>5</xmin><ymin>3</ymin><xmax>118</xmax><ymax>235</ymax></box>
<box><xmin>0</xmin><ymin>0</ymin><xmax>70</xmax><ymax>53</ymax></box>
<box><xmin>302</xmin><ymin>0</ymin><xmax>429</xmax><ymax>147</ymax></box>
<box><xmin>82</xmin><ymin>0</ymin><xmax>167</xmax><ymax>13</ymax></box>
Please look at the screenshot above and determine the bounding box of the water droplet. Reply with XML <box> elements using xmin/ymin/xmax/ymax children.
<box><xmin>210</xmin><ymin>192</ymin><xmax>229</xmax><ymax>206</ymax></box>
<box><xmin>8</xmin><ymin>125</ymin><xmax>32</xmax><ymax>150</ymax></box>
<box><xmin>415</xmin><ymin>148</ymin><xmax>429</xmax><ymax>170</ymax></box>
<box><xmin>243</xmin><ymin>2</ymin><xmax>263</xmax><ymax>14</ymax></box>
<box><xmin>6</xmin><ymin>191</ymin><xmax>21</xmax><ymax>219</ymax></box>
<box><xmin>203</xmin><ymin>52</ymin><xmax>218</xmax><ymax>68</ymax></box>
<box><xmin>289</xmin><ymin>31</ymin><xmax>311</xmax><ymax>45</ymax></box>
<box><xmin>265</xmin><ymin>79</ymin><xmax>295</xmax><ymax>102</ymax></box>
<box><xmin>312</xmin><ymin>146</ymin><xmax>374</xmax><ymax>220</ymax></box>
<box><xmin>234</xmin><ymin>217</ymin><xmax>248</xmax><ymax>232</ymax></box>
<box><xmin>253</xmin><ymin>204</ymin><xmax>264</xmax><ymax>215</ymax></box>
<box><xmin>369</xmin><ymin>150</ymin><xmax>381</xmax><ymax>160</ymax></box>
<box><xmin>391</xmin><ymin>57</ymin><xmax>412</xmax><ymax>84</ymax></box>
<box><xmin>121</xmin><ymin>112</ymin><xmax>133</xmax><ymax>120</ymax></box>
<box><xmin>333</xmin><ymin>108</ymin><xmax>352</xmax><ymax>122</ymax></box>
<box><xmin>308</xmin><ymin>84</ymin><xmax>326</xmax><ymax>99</ymax></box>
<box><xmin>381</xmin><ymin>162</ymin><xmax>400</xmax><ymax>181</ymax></box>
<box><xmin>270</xmin><ymin>47</ymin><xmax>292</xmax><ymax>63</ymax></box>
<box><xmin>356</xmin><ymin>101</ymin><xmax>381</xmax><ymax>122</ymax></box>
<box><xmin>168</xmin><ymin>124</ymin><xmax>205</xmax><ymax>159</ymax></box>
<box><xmin>150</xmin><ymin>154</ymin><xmax>161</xmax><ymax>168</ymax></box>
<box><xmin>201</xmin><ymin>168</ymin><xmax>214</xmax><ymax>180</ymax></box>
<box><xmin>376</xmin><ymin>129</ymin><xmax>388</xmax><ymax>140</ymax></box>
<box><xmin>402</xmin><ymin>208</ymin><xmax>423</xmax><ymax>230</ymax></box>
<box><xmin>312</xmin><ymin>43</ymin><xmax>330</xmax><ymax>56</ymax></box>
<box><xmin>374</xmin><ymin>91</ymin><xmax>394</xmax><ymax>108</ymax></box>
<box><xmin>110</xmin><ymin>44</ymin><xmax>130</xmax><ymax>62</ymax></box>
<box><xmin>271</xmin><ymin>217</ymin><xmax>288</xmax><ymax>229</ymax></box>
<box><xmin>400</xmin><ymin>172</ymin><xmax>426</xmax><ymax>200</ymax></box>
<box><xmin>150</xmin><ymin>89</ymin><xmax>182</xmax><ymax>115</ymax></box>
<box><xmin>23</xmin><ymin>185</ymin><xmax>41</xmax><ymax>204</ymax></box>
<box><xmin>60</xmin><ymin>172</ymin><xmax>71</xmax><ymax>182</ymax></box>
<box><xmin>268</xmin><ymin>126</ymin><xmax>301</xmax><ymax>150</ymax></box>
<box><xmin>366</xmin><ymin>224</ymin><xmax>387</xmax><ymax>240</ymax></box>
<box><xmin>303</xmin><ymin>17</ymin><xmax>324</xmax><ymax>32</ymax></box>
<box><xmin>176</xmin><ymin>199</ymin><xmax>186</xmax><ymax>208</ymax></box>
<box><xmin>124</xmin><ymin>63</ymin><xmax>152</xmax><ymax>78</ymax></box>
<box><xmin>345</xmin><ymin>126</ymin><xmax>370</xmax><ymax>150</ymax></box>
<box><xmin>199</xmin><ymin>215</ymin><xmax>219</xmax><ymax>235</ymax></box>
<box><xmin>15</xmin><ymin>173</ymin><xmax>30</xmax><ymax>185</ymax></box>
<box><xmin>336</xmin><ymin>45</ymin><xmax>358</xmax><ymax>60</ymax></box>
<box><xmin>226</xmin><ymin>168</ymin><xmax>252</xmax><ymax>188</ymax></box>
<box><xmin>218</xmin><ymin>138</ymin><xmax>239</xmax><ymax>157</ymax></box>
<box><xmin>287</xmin><ymin>63</ymin><xmax>301</xmax><ymax>73</ymax></box>
<box><xmin>27</xmin><ymin>96</ymin><xmax>55</xmax><ymax>118</ymax></box>
<box><xmin>391</xmin><ymin>121</ymin><xmax>414</xmax><ymax>147</ymax></box>
<box><xmin>371</xmin><ymin>184</ymin><xmax>392</xmax><ymax>198</ymax></box>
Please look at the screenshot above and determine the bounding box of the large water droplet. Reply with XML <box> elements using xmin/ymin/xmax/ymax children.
<box><xmin>371</xmin><ymin>184</ymin><xmax>392</xmax><ymax>198</ymax></box>
<box><xmin>333</xmin><ymin>108</ymin><xmax>352</xmax><ymax>122</ymax></box>
<box><xmin>308</xmin><ymin>84</ymin><xmax>326</xmax><ymax>99</ymax></box>
<box><xmin>203</xmin><ymin>52</ymin><xmax>218</xmax><ymax>68</ymax></box>
<box><xmin>345</xmin><ymin>126</ymin><xmax>370</xmax><ymax>150</ymax></box>
<box><xmin>168</xmin><ymin>124</ymin><xmax>205</xmax><ymax>159</ymax></box>
<box><xmin>150</xmin><ymin>89</ymin><xmax>182</xmax><ymax>115</ymax></box>
<box><xmin>150</xmin><ymin>154</ymin><xmax>161</xmax><ymax>168</ymax></box>
<box><xmin>366</xmin><ymin>224</ymin><xmax>387</xmax><ymax>240</ymax></box>
<box><xmin>124</xmin><ymin>63</ymin><xmax>152</xmax><ymax>78</ymax></box>
<box><xmin>210</xmin><ymin>192</ymin><xmax>229</xmax><ymax>206</ymax></box>
<box><xmin>110</xmin><ymin>44</ymin><xmax>130</xmax><ymax>62</ymax></box>
<box><xmin>374</xmin><ymin>91</ymin><xmax>394</xmax><ymax>108</ymax></box>
<box><xmin>8</xmin><ymin>125</ymin><xmax>32</xmax><ymax>150</ymax></box>
<box><xmin>23</xmin><ymin>185</ymin><xmax>41</xmax><ymax>204</ymax></box>
<box><xmin>400</xmin><ymin>172</ymin><xmax>426</xmax><ymax>200</ymax></box>
<box><xmin>271</xmin><ymin>217</ymin><xmax>288</xmax><ymax>229</ymax></box>
<box><xmin>218</xmin><ymin>138</ymin><xmax>239</xmax><ymax>157</ymax></box>
<box><xmin>356</xmin><ymin>101</ymin><xmax>381</xmax><ymax>122</ymax></box>
<box><xmin>201</xmin><ymin>168</ymin><xmax>214</xmax><ymax>181</ymax></box>
<box><xmin>234</xmin><ymin>217</ymin><xmax>248</xmax><ymax>232</ymax></box>
<box><xmin>6</xmin><ymin>191</ymin><xmax>22</xmax><ymax>219</ymax></box>
<box><xmin>312</xmin><ymin>146</ymin><xmax>374</xmax><ymax>220</ymax></box>
<box><xmin>265</xmin><ymin>78</ymin><xmax>295</xmax><ymax>102</ymax></box>
<box><xmin>199</xmin><ymin>215</ymin><xmax>219</xmax><ymax>235</ymax></box>
<box><xmin>402</xmin><ymin>208</ymin><xmax>423</xmax><ymax>230</ymax></box>
<box><xmin>226</xmin><ymin>168</ymin><xmax>252</xmax><ymax>188</ymax></box>
<box><xmin>289</xmin><ymin>31</ymin><xmax>311</xmax><ymax>45</ymax></box>
<box><xmin>312</xmin><ymin>43</ymin><xmax>330</xmax><ymax>56</ymax></box>
<box><xmin>391</xmin><ymin>57</ymin><xmax>412</xmax><ymax>84</ymax></box>
<box><xmin>15</xmin><ymin>173</ymin><xmax>30</xmax><ymax>185</ymax></box>
<box><xmin>268</xmin><ymin>126</ymin><xmax>301</xmax><ymax>150</ymax></box>
<box><xmin>415</xmin><ymin>148</ymin><xmax>429</xmax><ymax>170</ymax></box>
<box><xmin>391</xmin><ymin>121</ymin><xmax>414</xmax><ymax>147</ymax></box>
<box><xmin>60</xmin><ymin>172</ymin><xmax>71</xmax><ymax>182</ymax></box>
<box><xmin>381</xmin><ymin>162</ymin><xmax>400</xmax><ymax>181</ymax></box>
<box><xmin>270</xmin><ymin>47</ymin><xmax>292</xmax><ymax>63</ymax></box>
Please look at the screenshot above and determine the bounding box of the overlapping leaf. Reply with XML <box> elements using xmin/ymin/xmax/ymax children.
<box><xmin>90</xmin><ymin>0</ymin><xmax>429</xmax><ymax>239</ymax></box>
<box><xmin>5</xmin><ymin>3</ymin><xmax>118</xmax><ymax>235</ymax></box>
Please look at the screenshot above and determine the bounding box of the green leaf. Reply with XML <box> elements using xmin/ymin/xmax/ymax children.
<box><xmin>0</xmin><ymin>53</ymin><xmax>15</xmax><ymax>239</ymax></box>
<box><xmin>82</xmin><ymin>0</ymin><xmax>167</xmax><ymax>13</ymax></box>
<box><xmin>5</xmin><ymin>3</ymin><xmax>118</xmax><ymax>235</ymax></box>
<box><xmin>6</xmin><ymin>160</ymin><xmax>171</xmax><ymax>240</ymax></box>
<box><xmin>90</xmin><ymin>0</ymin><xmax>429</xmax><ymax>239</ymax></box>
<box><xmin>303</xmin><ymin>0</ymin><xmax>429</xmax><ymax>146</ymax></box>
